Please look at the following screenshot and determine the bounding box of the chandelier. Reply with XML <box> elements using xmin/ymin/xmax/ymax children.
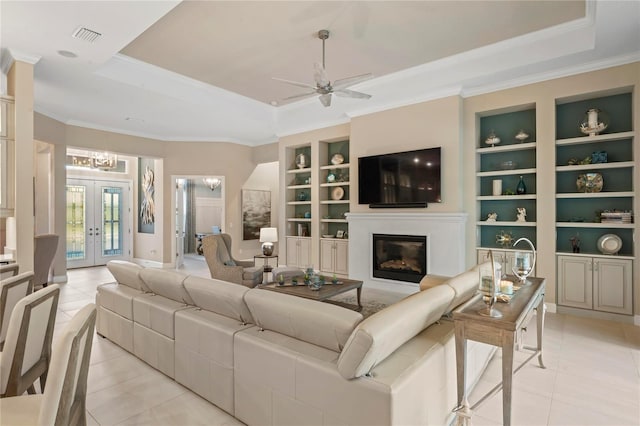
<box><xmin>91</xmin><ymin>152</ymin><xmax>118</xmax><ymax>170</ymax></box>
<box><xmin>203</xmin><ymin>177</ymin><xmax>222</xmax><ymax>190</ymax></box>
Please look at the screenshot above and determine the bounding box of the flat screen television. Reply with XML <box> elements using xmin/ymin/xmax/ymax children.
<box><xmin>358</xmin><ymin>147</ymin><xmax>441</xmax><ymax>207</ymax></box>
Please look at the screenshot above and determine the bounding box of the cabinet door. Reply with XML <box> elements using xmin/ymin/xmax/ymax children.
<box><xmin>593</xmin><ymin>258</ymin><xmax>633</xmax><ymax>315</ymax></box>
<box><xmin>286</xmin><ymin>237</ymin><xmax>299</xmax><ymax>267</ymax></box>
<box><xmin>298</xmin><ymin>238</ymin><xmax>312</xmax><ymax>268</ymax></box>
<box><xmin>557</xmin><ymin>256</ymin><xmax>592</xmax><ymax>309</ymax></box>
<box><xmin>319</xmin><ymin>240</ymin><xmax>334</xmax><ymax>272</ymax></box>
<box><xmin>334</xmin><ymin>240</ymin><xmax>349</xmax><ymax>275</ymax></box>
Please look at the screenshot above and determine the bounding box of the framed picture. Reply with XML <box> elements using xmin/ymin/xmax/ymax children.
<box><xmin>242</xmin><ymin>189</ymin><xmax>271</xmax><ymax>240</ymax></box>
<box><xmin>336</xmin><ymin>230</ymin><xmax>345</xmax><ymax>239</ymax></box>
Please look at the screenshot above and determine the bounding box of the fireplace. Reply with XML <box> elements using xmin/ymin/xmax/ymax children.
<box><xmin>372</xmin><ymin>234</ymin><xmax>427</xmax><ymax>283</ymax></box>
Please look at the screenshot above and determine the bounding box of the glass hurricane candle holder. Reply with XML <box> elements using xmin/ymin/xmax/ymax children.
<box><xmin>478</xmin><ymin>251</ymin><xmax>502</xmax><ymax>318</ymax></box>
<box><xmin>511</xmin><ymin>237</ymin><xmax>537</xmax><ymax>284</ymax></box>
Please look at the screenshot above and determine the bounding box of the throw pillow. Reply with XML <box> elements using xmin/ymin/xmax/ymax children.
<box><xmin>224</xmin><ymin>260</ymin><xmax>236</xmax><ymax>267</ymax></box>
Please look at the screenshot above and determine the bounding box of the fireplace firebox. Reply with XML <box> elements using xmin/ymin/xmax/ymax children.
<box><xmin>372</xmin><ymin>234</ymin><xmax>427</xmax><ymax>283</ymax></box>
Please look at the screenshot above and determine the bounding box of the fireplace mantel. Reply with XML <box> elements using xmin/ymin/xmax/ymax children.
<box><xmin>346</xmin><ymin>212</ymin><xmax>467</xmax><ymax>291</ymax></box>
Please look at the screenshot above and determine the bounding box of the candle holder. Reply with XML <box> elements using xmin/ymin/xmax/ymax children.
<box><xmin>478</xmin><ymin>250</ymin><xmax>502</xmax><ymax>318</ymax></box>
<box><xmin>579</xmin><ymin>108</ymin><xmax>609</xmax><ymax>136</ymax></box>
<box><xmin>512</xmin><ymin>237</ymin><xmax>536</xmax><ymax>284</ymax></box>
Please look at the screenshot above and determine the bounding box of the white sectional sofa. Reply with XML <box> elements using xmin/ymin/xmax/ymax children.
<box><xmin>96</xmin><ymin>260</ymin><xmax>494</xmax><ymax>426</ymax></box>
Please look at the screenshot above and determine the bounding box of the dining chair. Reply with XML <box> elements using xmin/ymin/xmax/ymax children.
<box><xmin>0</xmin><ymin>303</ymin><xmax>96</xmax><ymax>425</ymax></box>
<box><xmin>0</xmin><ymin>284</ymin><xmax>59</xmax><ymax>397</ymax></box>
<box><xmin>0</xmin><ymin>263</ymin><xmax>19</xmax><ymax>279</ymax></box>
<box><xmin>0</xmin><ymin>271</ymin><xmax>34</xmax><ymax>351</ymax></box>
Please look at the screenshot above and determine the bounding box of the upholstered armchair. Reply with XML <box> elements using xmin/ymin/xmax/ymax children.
<box><xmin>202</xmin><ymin>234</ymin><xmax>262</xmax><ymax>287</ymax></box>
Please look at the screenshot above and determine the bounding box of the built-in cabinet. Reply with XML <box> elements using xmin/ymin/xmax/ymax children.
<box><xmin>283</xmin><ymin>139</ymin><xmax>350</xmax><ymax>274</ymax></box>
<box><xmin>285</xmin><ymin>236</ymin><xmax>311</xmax><ymax>269</ymax></box>
<box><xmin>555</xmin><ymin>90</ymin><xmax>635</xmax><ymax>318</ymax></box>
<box><xmin>0</xmin><ymin>96</ymin><xmax>14</xmax><ymax>212</ymax></box>
<box><xmin>475</xmin><ymin>106</ymin><xmax>537</xmax><ymax>259</ymax></box>
<box><xmin>557</xmin><ymin>255</ymin><xmax>632</xmax><ymax>315</ymax></box>
<box><xmin>319</xmin><ymin>238</ymin><xmax>348</xmax><ymax>275</ymax></box>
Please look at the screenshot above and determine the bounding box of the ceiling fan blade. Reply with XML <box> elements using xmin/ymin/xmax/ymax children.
<box><xmin>319</xmin><ymin>93</ymin><xmax>332</xmax><ymax>107</ymax></box>
<box><xmin>282</xmin><ymin>91</ymin><xmax>317</xmax><ymax>101</ymax></box>
<box><xmin>272</xmin><ymin>77</ymin><xmax>317</xmax><ymax>90</ymax></box>
<box><xmin>313</xmin><ymin>62</ymin><xmax>330</xmax><ymax>88</ymax></box>
<box><xmin>332</xmin><ymin>73</ymin><xmax>373</xmax><ymax>89</ymax></box>
<box><xmin>334</xmin><ymin>89</ymin><xmax>371</xmax><ymax>99</ymax></box>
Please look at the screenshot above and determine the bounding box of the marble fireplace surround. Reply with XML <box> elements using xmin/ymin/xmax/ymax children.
<box><xmin>347</xmin><ymin>212</ymin><xmax>467</xmax><ymax>292</ymax></box>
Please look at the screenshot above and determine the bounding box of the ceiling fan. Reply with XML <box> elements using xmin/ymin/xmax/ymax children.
<box><xmin>273</xmin><ymin>29</ymin><xmax>372</xmax><ymax>107</ymax></box>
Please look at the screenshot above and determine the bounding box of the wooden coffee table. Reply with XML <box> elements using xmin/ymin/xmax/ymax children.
<box><xmin>259</xmin><ymin>277</ymin><xmax>363</xmax><ymax>312</ymax></box>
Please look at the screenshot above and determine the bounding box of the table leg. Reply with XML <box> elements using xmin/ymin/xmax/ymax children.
<box><xmin>454</xmin><ymin>321</ymin><xmax>467</xmax><ymax>414</ymax></box>
<box><xmin>356</xmin><ymin>286</ymin><xmax>363</xmax><ymax>311</ymax></box>
<box><xmin>501</xmin><ymin>332</ymin><xmax>515</xmax><ymax>426</ymax></box>
<box><xmin>536</xmin><ymin>294</ymin><xmax>546</xmax><ymax>369</ymax></box>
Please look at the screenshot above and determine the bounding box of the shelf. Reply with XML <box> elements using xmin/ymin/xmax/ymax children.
<box><xmin>476</xmin><ymin>221</ymin><xmax>537</xmax><ymax>227</ymax></box>
<box><xmin>320</xmin><ymin>163</ymin><xmax>350</xmax><ymax>170</ymax></box>
<box><xmin>320</xmin><ymin>182</ymin><xmax>350</xmax><ymax>187</ymax></box>
<box><xmin>286</xmin><ymin>167</ymin><xmax>312</xmax><ymax>174</ymax></box>
<box><xmin>555</xmin><ymin>251</ymin><xmax>635</xmax><ymax>260</ymax></box>
<box><xmin>555</xmin><ymin>131</ymin><xmax>635</xmax><ymax>146</ymax></box>
<box><xmin>287</xmin><ymin>184</ymin><xmax>311</xmax><ymax>190</ymax></box>
<box><xmin>321</xmin><ymin>219</ymin><xmax>348</xmax><ymax>223</ymax></box>
<box><xmin>287</xmin><ymin>201</ymin><xmax>311</xmax><ymax>206</ymax></box>
<box><xmin>556</xmin><ymin>222</ymin><xmax>634</xmax><ymax>229</ymax></box>
<box><xmin>556</xmin><ymin>161</ymin><xmax>635</xmax><ymax>172</ymax></box>
<box><xmin>476</xmin><ymin>142</ymin><xmax>536</xmax><ymax>154</ymax></box>
<box><xmin>476</xmin><ymin>194</ymin><xmax>536</xmax><ymax>201</ymax></box>
<box><xmin>556</xmin><ymin>191</ymin><xmax>635</xmax><ymax>199</ymax></box>
<box><xmin>320</xmin><ymin>200</ymin><xmax>349</xmax><ymax>204</ymax></box>
<box><xmin>477</xmin><ymin>168</ymin><xmax>536</xmax><ymax>177</ymax></box>
<box><xmin>287</xmin><ymin>218</ymin><xmax>311</xmax><ymax>222</ymax></box>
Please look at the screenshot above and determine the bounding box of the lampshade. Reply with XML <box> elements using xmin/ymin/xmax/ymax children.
<box><xmin>259</xmin><ymin>227</ymin><xmax>278</xmax><ymax>243</ymax></box>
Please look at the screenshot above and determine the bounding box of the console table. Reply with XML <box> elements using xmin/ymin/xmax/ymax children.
<box><xmin>453</xmin><ymin>277</ymin><xmax>546</xmax><ymax>426</ymax></box>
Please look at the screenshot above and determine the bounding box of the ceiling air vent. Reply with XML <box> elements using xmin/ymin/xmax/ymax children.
<box><xmin>71</xmin><ymin>26</ymin><xmax>102</xmax><ymax>43</ymax></box>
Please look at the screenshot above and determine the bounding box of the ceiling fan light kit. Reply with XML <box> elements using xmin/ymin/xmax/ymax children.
<box><xmin>273</xmin><ymin>29</ymin><xmax>372</xmax><ymax>107</ymax></box>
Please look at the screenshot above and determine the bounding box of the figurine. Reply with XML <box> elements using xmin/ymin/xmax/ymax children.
<box><xmin>570</xmin><ymin>234</ymin><xmax>580</xmax><ymax>253</ymax></box>
<box><xmin>486</xmin><ymin>212</ymin><xmax>498</xmax><ymax>222</ymax></box>
<box><xmin>516</xmin><ymin>207</ymin><xmax>527</xmax><ymax>222</ymax></box>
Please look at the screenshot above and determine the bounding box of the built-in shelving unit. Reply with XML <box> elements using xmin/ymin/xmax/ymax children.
<box><xmin>555</xmin><ymin>90</ymin><xmax>635</xmax><ymax>317</ymax></box>
<box><xmin>476</xmin><ymin>106</ymin><xmax>537</xmax><ymax>253</ymax></box>
<box><xmin>0</xmin><ymin>96</ymin><xmax>14</xmax><ymax>212</ymax></box>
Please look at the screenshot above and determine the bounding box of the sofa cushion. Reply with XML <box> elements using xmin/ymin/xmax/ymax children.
<box><xmin>443</xmin><ymin>263</ymin><xmax>485</xmax><ymax>313</ymax></box>
<box><xmin>96</xmin><ymin>282</ymin><xmax>141</xmax><ymax>319</ymax></box>
<box><xmin>106</xmin><ymin>260</ymin><xmax>149</xmax><ymax>292</ymax></box>
<box><xmin>244</xmin><ymin>289</ymin><xmax>363</xmax><ymax>352</ymax></box>
<box><xmin>139</xmin><ymin>268</ymin><xmax>194</xmax><ymax>305</ymax></box>
<box><xmin>418</xmin><ymin>274</ymin><xmax>451</xmax><ymax>292</ymax></box>
<box><xmin>337</xmin><ymin>284</ymin><xmax>454</xmax><ymax>379</ymax></box>
<box><xmin>182</xmin><ymin>275</ymin><xmax>254</xmax><ymax>324</ymax></box>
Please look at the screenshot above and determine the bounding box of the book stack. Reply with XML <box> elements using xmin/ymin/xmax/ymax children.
<box><xmin>600</xmin><ymin>211</ymin><xmax>633</xmax><ymax>224</ymax></box>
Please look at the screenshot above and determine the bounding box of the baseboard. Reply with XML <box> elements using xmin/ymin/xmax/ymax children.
<box><xmin>635</xmin><ymin>315</ymin><xmax>640</xmax><ymax>326</ymax></box>
<box><xmin>52</xmin><ymin>274</ymin><xmax>67</xmax><ymax>283</ymax></box>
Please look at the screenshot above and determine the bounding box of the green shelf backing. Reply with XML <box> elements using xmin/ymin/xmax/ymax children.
<box><xmin>556</xmin><ymin>168</ymin><xmax>633</xmax><ymax>193</ymax></box>
<box><xmin>480</xmin><ymin>199</ymin><xmax>537</xmax><ymax>222</ymax></box>
<box><xmin>556</xmin><ymin>92</ymin><xmax>632</xmax><ymax>139</ymax></box>
<box><xmin>479</xmin><ymin>108</ymin><xmax>536</xmax><ymax>148</ymax></box>
<box><xmin>324</xmin><ymin>223</ymin><xmax>348</xmax><ymax>237</ymax></box>
<box><xmin>327</xmin><ymin>140</ymin><xmax>349</xmax><ymax>164</ymax></box>
<box><xmin>480</xmin><ymin>226</ymin><xmax>536</xmax><ymax>249</ymax></box>
<box><xmin>480</xmin><ymin>149</ymin><xmax>536</xmax><ymax>172</ymax></box>
<box><xmin>556</xmin><ymin>227</ymin><xmax>634</xmax><ymax>256</ymax></box>
<box><xmin>556</xmin><ymin>197</ymin><xmax>633</xmax><ymax>222</ymax></box>
<box><xmin>480</xmin><ymin>175</ymin><xmax>536</xmax><ymax>197</ymax></box>
<box><xmin>556</xmin><ymin>138</ymin><xmax>633</xmax><ymax>166</ymax></box>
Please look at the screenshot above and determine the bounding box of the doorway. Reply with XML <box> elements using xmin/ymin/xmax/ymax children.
<box><xmin>173</xmin><ymin>176</ymin><xmax>224</xmax><ymax>269</ymax></box>
<box><xmin>66</xmin><ymin>178</ymin><xmax>132</xmax><ymax>268</ymax></box>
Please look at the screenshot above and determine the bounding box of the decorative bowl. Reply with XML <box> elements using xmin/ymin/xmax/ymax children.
<box><xmin>597</xmin><ymin>234</ymin><xmax>622</xmax><ymax>255</ymax></box>
<box><xmin>484</xmin><ymin>131</ymin><xmax>501</xmax><ymax>147</ymax></box>
<box><xmin>331</xmin><ymin>153</ymin><xmax>344</xmax><ymax>165</ymax></box>
<box><xmin>500</xmin><ymin>161</ymin><xmax>517</xmax><ymax>170</ymax></box>
<box><xmin>515</xmin><ymin>129</ymin><xmax>529</xmax><ymax>143</ymax></box>
<box><xmin>576</xmin><ymin>173</ymin><xmax>603</xmax><ymax>193</ymax></box>
<box><xmin>322</xmin><ymin>234</ymin><xmax>335</xmax><ymax>238</ymax></box>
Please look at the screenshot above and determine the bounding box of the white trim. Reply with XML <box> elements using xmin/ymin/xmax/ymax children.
<box><xmin>7</xmin><ymin>49</ymin><xmax>41</xmax><ymax>66</ymax></box>
<box><xmin>546</xmin><ymin>303</ymin><xmax>557</xmax><ymax>314</ymax></box>
<box><xmin>635</xmin><ymin>315</ymin><xmax>640</xmax><ymax>327</ymax></box>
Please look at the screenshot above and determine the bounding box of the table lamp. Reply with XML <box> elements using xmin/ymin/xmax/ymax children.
<box><xmin>259</xmin><ymin>227</ymin><xmax>278</xmax><ymax>256</ymax></box>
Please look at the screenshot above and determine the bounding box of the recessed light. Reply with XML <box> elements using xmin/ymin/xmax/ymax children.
<box><xmin>270</xmin><ymin>100</ymin><xmax>278</xmax><ymax>106</ymax></box>
<box><xmin>57</xmin><ymin>50</ymin><xmax>77</xmax><ymax>58</ymax></box>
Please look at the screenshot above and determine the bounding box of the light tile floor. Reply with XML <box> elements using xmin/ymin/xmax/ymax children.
<box><xmin>51</xmin><ymin>257</ymin><xmax>639</xmax><ymax>425</ymax></box>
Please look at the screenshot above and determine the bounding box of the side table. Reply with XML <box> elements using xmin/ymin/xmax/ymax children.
<box><xmin>453</xmin><ymin>277</ymin><xmax>546</xmax><ymax>426</ymax></box>
<box><xmin>254</xmin><ymin>254</ymin><xmax>278</xmax><ymax>283</ymax></box>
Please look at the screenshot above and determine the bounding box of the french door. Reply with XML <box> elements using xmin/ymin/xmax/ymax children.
<box><xmin>66</xmin><ymin>179</ymin><xmax>132</xmax><ymax>268</ymax></box>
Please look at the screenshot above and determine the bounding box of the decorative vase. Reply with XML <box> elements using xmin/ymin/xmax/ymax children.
<box><xmin>516</xmin><ymin>176</ymin><xmax>526</xmax><ymax>195</ymax></box>
<box><xmin>579</xmin><ymin>108</ymin><xmax>609</xmax><ymax>136</ymax></box>
<box><xmin>492</xmin><ymin>180</ymin><xmax>502</xmax><ymax>196</ymax></box>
